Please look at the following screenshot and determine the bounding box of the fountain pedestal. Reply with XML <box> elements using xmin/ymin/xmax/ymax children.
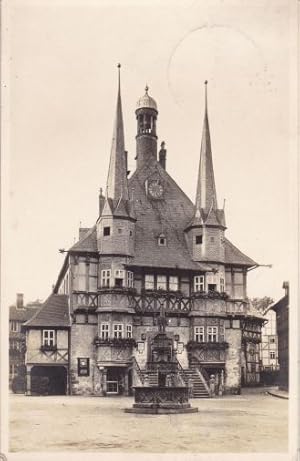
<box><xmin>125</xmin><ymin>305</ymin><xmax>198</xmax><ymax>414</ymax></box>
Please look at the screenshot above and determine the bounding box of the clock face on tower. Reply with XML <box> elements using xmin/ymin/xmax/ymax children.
<box><xmin>147</xmin><ymin>180</ymin><xmax>164</xmax><ymax>199</ymax></box>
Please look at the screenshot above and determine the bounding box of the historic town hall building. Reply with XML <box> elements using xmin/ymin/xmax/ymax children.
<box><xmin>24</xmin><ymin>67</ymin><xmax>264</xmax><ymax>397</ymax></box>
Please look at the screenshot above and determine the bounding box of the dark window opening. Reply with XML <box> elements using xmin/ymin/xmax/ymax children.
<box><xmin>195</xmin><ymin>235</ymin><xmax>203</xmax><ymax>245</ymax></box>
<box><xmin>103</xmin><ymin>226</ymin><xmax>111</xmax><ymax>236</ymax></box>
<box><xmin>210</xmin><ymin>237</ymin><xmax>214</xmax><ymax>242</ymax></box>
<box><xmin>115</xmin><ymin>278</ymin><xmax>123</xmax><ymax>287</ymax></box>
<box><xmin>159</xmin><ymin>237</ymin><xmax>166</xmax><ymax>246</ymax></box>
<box><xmin>208</xmin><ymin>284</ymin><xmax>216</xmax><ymax>291</ymax></box>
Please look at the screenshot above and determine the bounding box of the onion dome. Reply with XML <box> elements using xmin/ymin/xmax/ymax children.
<box><xmin>136</xmin><ymin>85</ymin><xmax>157</xmax><ymax>111</ymax></box>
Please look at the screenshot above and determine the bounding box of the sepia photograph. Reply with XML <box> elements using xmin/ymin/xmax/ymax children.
<box><xmin>1</xmin><ymin>0</ymin><xmax>298</xmax><ymax>460</ymax></box>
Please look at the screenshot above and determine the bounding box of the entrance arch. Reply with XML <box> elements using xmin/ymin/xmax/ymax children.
<box><xmin>31</xmin><ymin>366</ymin><xmax>67</xmax><ymax>395</ymax></box>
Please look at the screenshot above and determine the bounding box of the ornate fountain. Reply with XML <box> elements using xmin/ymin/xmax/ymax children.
<box><xmin>125</xmin><ymin>305</ymin><xmax>198</xmax><ymax>414</ymax></box>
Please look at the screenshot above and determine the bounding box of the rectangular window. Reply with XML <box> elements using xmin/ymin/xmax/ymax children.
<box><xmin>114</xmin><ymin>269</ymin><xmax>125</xmax><ymax>287</ymax></box>
<box><xmin>269</xmin><ymin>337</ymin><xmax>275</xmax><ymax>343</ymax></box>
<box><xmin>270</xmin><ymin>352</ymin><xmax>276</xmax><ymax>359</ymax></box>
<box><xmin>77</xmin><ymin>358</ymin><xmax>90</xmax><ymax>376</ymax></box>
<box><xmin>169</xmin><ymin>276</ymin><xmax>179</xmax><ymax>291</ymax></box>
<box><xmin>207</xmin><ymin>326</ymin><xmax>218</xmax><ymax>342</ymax></box>
<box><xmin>100</xmin><ymin>323</ymin><xmax>109</xmax><ymax>339</ymax></box>
<box><xmin>126</xmin><ymin>325</ymin><xmax>132</xmax><ymax>338</ymax></box>
<box><xmin>10</xmin><ymin>321</ymin><xmax>18</xmax><ymax>332</ymax></box>
<box><xmin>113</xmin><ymin>324</ymin><xmax>123</xmax><ymax>339</ymax></box>
<box><xmin>101</xmin><ymin>269</ymin><xmax>111</xmax><ymax>288</ymax></box>
<box><xmin>103</xmin><ymin>226</ymin><xmax>110</xmax><ymax>236</ymax></box>
<box><xmin>158</xmin><ymin>237</ymin><xmax>166</xmax><ymax>246</ymax></box>
<box><xmin>194</xmin><ymin>275</ymin><xmax>205</xmax><ymax>292</ymax></box>
<box><xmin>145</xmin><ymin>274</ymin><xmax>155</xmax><ymax>290</ymax></box>
<box><xmin>195</xmin><ymin>235</ymin><xmax>203</xmax><ymax>245</ymax></box>
<box><xmin>194</xmin><ymin>326</ymin><xmax>205</xmax><ymax>342</ymax></box>
<box><xmin>42</xmin><ymin>330</ymin><xmax>55</xmax><ymax>347</ymax></box>
<box><xmin>127</xmin><ymin>271</ymin><xmax>134</xmax><ymax>288</ymax></box>
<box><xmin>157</xmin><ymin>275</ymin><xmax>167</xmax><ymax>290</ymax></box>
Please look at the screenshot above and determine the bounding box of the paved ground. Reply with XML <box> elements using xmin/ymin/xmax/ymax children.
<box><xmin>9</xmin><ymin>391</ymin><xmax>288</xmax><ymax>453</ymax></box>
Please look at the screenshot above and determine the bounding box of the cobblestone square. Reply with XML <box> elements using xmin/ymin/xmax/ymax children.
<box><xmin>9</xmin><ymin>391</ymin><xmax>288</xmax><ymax>453</ymax></box>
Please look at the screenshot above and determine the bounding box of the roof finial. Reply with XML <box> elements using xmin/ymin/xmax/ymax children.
<box><xmin>145</xmin><ymin>84</ymin><xmax>149</xmax><ymax>94</ymax></box>
<box><xmin>117</xmin><ymin>63</ymin><xmax>121</xmax><ymax>91</ymax></box>
<box><xmin>204</xmin><ymin>80</ymin><xmax>208</xmax><ymax>115</ymax></box>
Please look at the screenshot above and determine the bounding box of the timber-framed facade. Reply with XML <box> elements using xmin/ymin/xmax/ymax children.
<box><xmin>24</xmin><ymin>69</ymin><xmax>264</xmax><ymax>397</ymax></box>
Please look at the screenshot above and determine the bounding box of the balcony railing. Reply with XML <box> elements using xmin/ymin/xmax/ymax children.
<box><xmin>72</xmin><ymin>290</ymin><xmax>251</xmax><ymax>317</ymax></box>
<box><xmin>94</xmin><ymin>337</ymin><xmax>136</xmax><ymax>348</ymax></box>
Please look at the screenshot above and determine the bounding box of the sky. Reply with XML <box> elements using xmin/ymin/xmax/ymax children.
<box><xmin>2</xmin><ymin>0</ymin><xmax>297</xmax><ymax>308</ymax></box>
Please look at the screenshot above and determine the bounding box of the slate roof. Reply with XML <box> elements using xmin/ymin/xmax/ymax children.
<box><xmin>68</xmin><ymin>160</ymin><xmax>255</xmax><ymax>269</ymax></box>
<box><xmin>70</xmin><ymin>225</ymin><xmax>97</xmax><ymax>252</ymax></box>
<box><xmin>9</xmin><ymin>305</ymin><xmax>40</xmax><ymax>322</ymax></box>
<box><xmin>127</xmin><ymin>160</ymin><xmax>213</xmax><ymax>271</ymax></box>
<box><xmin>223</xmin><ymin>238</ymin><xmax>256</xmax><ymax>267</ymax></box>
<box><xmin>24</xmin><ymin>294</ymin><xmax>70</xmax><ymax>328</ymax></box>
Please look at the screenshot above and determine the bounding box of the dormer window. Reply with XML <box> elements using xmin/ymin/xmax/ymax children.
<box><xmin>158</xmin><ymin>234</ymin><xmax>166</xmax><ymax>246</ymax></box>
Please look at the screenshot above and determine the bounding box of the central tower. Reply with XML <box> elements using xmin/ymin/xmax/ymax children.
<box><xmin>135</xmin><ymin>86</ymin><xmax>158</xmax><ymax>169</ymax></box>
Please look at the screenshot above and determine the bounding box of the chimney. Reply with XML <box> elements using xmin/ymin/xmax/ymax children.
<box><xmin>16</xmin><ymin>293</ymin><xmax>24</xmax><ymax>309</ymax></box>
<box><xmin>159</xmin><ymin>141</ymin><xmax>167</xmax><ymax>170</ymax></box>
<box><xmin>282</xmin><ymin>281</ymin><xmax>289</xmax><ymax>297</ymax></box>
<box><xmin>98</xmin><ymin>187</ymin><xmax>105</xmax><ymax>217</ymax></box>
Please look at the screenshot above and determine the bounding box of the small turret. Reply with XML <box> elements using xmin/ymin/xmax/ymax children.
<box><xmin>135</xmin><ymin>86</ymin><xmax>158</xmax><ymax>170</ymax></box>
<box><xmin>185</xmin><ymin>81</ymin><xmax>226</xmax><ymax>263</ymax></box>
<box><xmin>97</xmin><ymin>65</ymin><xmax>136</xmax><ymax>256</ymax></box>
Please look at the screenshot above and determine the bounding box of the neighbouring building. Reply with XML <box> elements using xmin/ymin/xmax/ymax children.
<box><xmin>9</xmin><ymin>294</ymin><xmax>42</xmax><ymax>387</ymax></box>
<box><xmin>259</xmin><ymin>308</ymin><xmax>279</xmax><ymax>385</ymax></box>
<box><xmin>271</xmin><ymin>282</ymin><xmax>289</xmax><ymax>390</ymax></box>
<box><xmin>24</xmin><ymin>68</ymin><xmax>265</xmax><ymax>397</ymax></box>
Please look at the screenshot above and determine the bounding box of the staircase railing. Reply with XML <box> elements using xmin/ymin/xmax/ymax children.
<box><xmin>131</xmin><ymin>356</ymin><xmax>144</xmax><ymax>385</ymax></box>
<box><xmin>194</xmin><ymin>367</ymin><xmax>211</xmax><ymax>396</ymax></box>
<box><xmin>175</xmin><ymin>358</ymin><xmax>188</xmax><ymax>385</ymax></box>
<box><xmin>190</xmin><ymin>357</ymin><xmax>211</xmax><ymax>396</ymax></box>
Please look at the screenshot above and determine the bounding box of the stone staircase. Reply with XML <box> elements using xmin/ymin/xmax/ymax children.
<box><xmin>131</xmin><ymin>357</ymin><xmax>210</xmax><ymax>398</ymax></box>
<box><xmin>184</xmin><ymin>365</ymin><xmax>210</xmax><ymax>398</ymax></box>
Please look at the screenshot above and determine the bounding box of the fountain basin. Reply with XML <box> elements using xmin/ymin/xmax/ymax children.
<box><xmin>124</xmin><ymin>386</ymin><xmax>198</xmax><ymax>414</ymax></box>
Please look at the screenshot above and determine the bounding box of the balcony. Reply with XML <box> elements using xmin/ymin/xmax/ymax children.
<box><xmin>187</xmin><ymin>341</ymin><xmax>229</xmax><ymax>363</ymax></box>
<box><xmin>98</xmin><ymin>286</ymin><xmax>137</xmax><ymax>295</ymax></box>
<box><xmin>191</xmin><ymin>290</ymin><xmax>229</xmax><ymax>300</ymax></box>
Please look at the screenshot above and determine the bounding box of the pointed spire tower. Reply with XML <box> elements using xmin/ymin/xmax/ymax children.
<box><xmin>185</xmin><ymin>81</ymin><xmax>226</xmax><ymax>262</ymax></box>
<box><xmin>97</xmin><ymin>65</ymin><xmax>136</xmax><ymax>256</ymax></box>
<box><xmin>196</xmin><ymin>81</ymin><xmax>218</xmax><ymax>215</ymax></box>
<box><xmin>106</xmin><ymin>64</ymin><xmax>129</xmax><ymax>201</ymax></box>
